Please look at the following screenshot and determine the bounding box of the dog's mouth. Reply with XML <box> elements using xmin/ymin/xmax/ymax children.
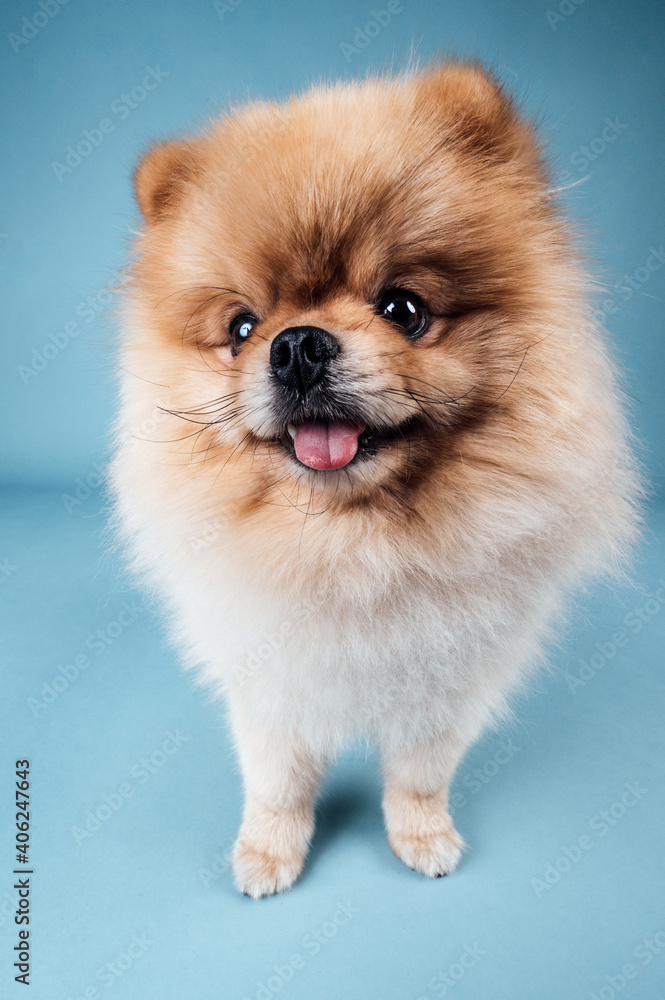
<box><xmin>278</xmin><ymin>416</ymin><xmax>419</xmax><ymax>471</ymax></box>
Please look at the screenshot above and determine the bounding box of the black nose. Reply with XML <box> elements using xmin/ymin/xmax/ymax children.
<box><xmin>270</xmin><ymin>326</ymin><xmax>340</xmax><ymax>396</ymax></box>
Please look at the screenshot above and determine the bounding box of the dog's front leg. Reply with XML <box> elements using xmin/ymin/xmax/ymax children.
<box><xmin>230</xmin><ymin>703</ymin><xmax>322</xmax><ymax>898</ymax></box>
<box><xmin>381</xmin><ymin>732</ymin><xmax>468</xmax><ymax>878</ymax></box>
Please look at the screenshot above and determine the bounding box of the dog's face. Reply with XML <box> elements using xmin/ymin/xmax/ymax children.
<box><xmin>128</xmin><ymin>65</ymin><xmax>575</xmax><ymax>523</ymax></box>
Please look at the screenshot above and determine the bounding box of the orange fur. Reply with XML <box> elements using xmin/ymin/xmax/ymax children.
<box><xmin>112</xmin><ymin>63</ymin><xmax>641</xmax><ymax>896</ymax></box>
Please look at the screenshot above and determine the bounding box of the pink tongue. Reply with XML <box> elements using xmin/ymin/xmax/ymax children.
<box><xmin>293</xmin><ymin>420</ymin><xmax>365</xmax><ymax>470</ymax></box>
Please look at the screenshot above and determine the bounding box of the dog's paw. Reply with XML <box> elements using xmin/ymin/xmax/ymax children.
<box><xmin>388</xmin><ymin>827</ymin><xmax>463</xmax><ymax>878</ymax></box>
<box><xmin>383</xmin><ymin>790</ymin><xmax>464</xmax><ymax>878</ymax></box>
<box><xmin>231</xmin><ymin>805</ymin><xmax>313</xmax><ymax>898</ymax></box>
<box><xmin>232</xmin><ymin>841</ymin><xmax>305</xmax><ymax>898</ymax></box>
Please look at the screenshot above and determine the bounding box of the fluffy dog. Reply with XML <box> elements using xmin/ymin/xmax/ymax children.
<box><xmin>111</xmin><ymin>63</ymin><xmax>641</xmax><ymax>897</ymax></box>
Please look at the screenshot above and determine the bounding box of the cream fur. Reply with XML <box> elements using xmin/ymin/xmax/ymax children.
<box><xmin>110</xmin><ymin>64</ymin><xmax>642</xmax><ymax>896</ymax></box>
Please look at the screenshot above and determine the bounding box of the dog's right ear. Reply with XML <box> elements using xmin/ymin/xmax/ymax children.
<box><xmin>416</xmin><ymin>62</ymin><xmax>531</xmax><ymax>165</ymax></box>
<box><xmin>133</xmin><ymin>138</ymin><xmax>200</xmax><ymax>225</ymax></box>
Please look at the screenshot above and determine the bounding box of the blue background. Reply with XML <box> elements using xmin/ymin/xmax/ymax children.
<box><xmin>1</xmin><ymin>1</ymin><xmax>664</xmax><ymax>998</ymax></box>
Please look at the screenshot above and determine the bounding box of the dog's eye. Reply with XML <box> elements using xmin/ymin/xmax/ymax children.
<box><xmin>229</xmin><ymin>313</ymin><xmax>257</xmax><ymax>354</ymax></box>
<box><xmin>377</xmin><ymin>289</ymin><xmax>429</xmax><ymax>339</ymax></box>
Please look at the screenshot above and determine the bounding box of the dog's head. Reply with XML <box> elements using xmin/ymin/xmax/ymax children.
<box><xmin>125</xmin><ymin>64</ymin><xmax>595</xmax><ymax>530</ymax></box>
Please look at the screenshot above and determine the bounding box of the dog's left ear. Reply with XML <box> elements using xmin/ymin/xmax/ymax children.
<box><xmin>133</xmin><ymin>138</ymin><xmax>200</xmax><ymax>225</ymax></box>
<box><xmin>417</xmin><ymin>62</ymin><xmax>532</xmax><ymax>163</ymax></box>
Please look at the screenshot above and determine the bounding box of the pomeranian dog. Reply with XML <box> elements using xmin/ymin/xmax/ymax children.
<box><xmin>111</xmin><ymin>63</ymin><xmax>640</xmax><ymax>897</ymax></box>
